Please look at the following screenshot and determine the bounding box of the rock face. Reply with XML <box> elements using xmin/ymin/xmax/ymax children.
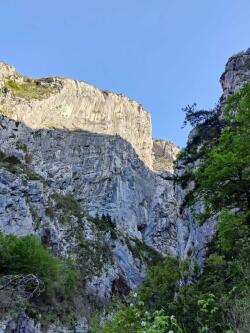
<box><xmin>0</xmin><ymin>62</ymin><xmax>153</xmax><ymax>169</ymax></box>
<box><xmin>220</xmin><ymin>48</ymin><xmax>250</xmax><ymax>102</ymax></box>
<box><xmin>0</xmin><ymin>49</ymin><xmax>250</xmax><ymax>332</ymax></box>
<box><xmin>153</xmin><ymin>139</ymin><xmax>180</xmax><ymax>174</ymax></box>
<box><xmin>4</xmin><ymin>313</ymin><xmax>41</xmax><ymax>333</ymax></box>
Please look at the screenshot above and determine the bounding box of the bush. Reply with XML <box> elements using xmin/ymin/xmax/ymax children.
<box><xmin>138</xmin><ymin>257</ymin><xmax>181</xmax><ymax>312</ymax></box>
<box><xmin>0</xmin><ymin>233</ymin><xmax>80</xmax><ymax>298</ymax></box>
<box><xmin>5</xmin><ymin>79</ymin><xmax>55</xmax><ymax>100</ymax></box>
<box><xmin>91</xmin><ymin>301</ymin><xmax>183</xmax><ymax>333</ymax></box>
<box><xmin>0</xmin><ymin>150</ymin><xmax>42</xmax><ymax>181</ymax></box>
<box><xmin>46</xmin><ymin>192</ymin><xmax>84</xmax><ymax>224</ymax></box>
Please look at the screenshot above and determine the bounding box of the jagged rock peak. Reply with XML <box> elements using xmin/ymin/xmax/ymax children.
<box><xmin>220</xmin><ymin>48</ymin><xmax>250</xmax><ymax>100</ymax></box>
<box><xmin>0</xmin><ymin>61</ymin><xmax>153</xmax><ymax>168</ymax></box>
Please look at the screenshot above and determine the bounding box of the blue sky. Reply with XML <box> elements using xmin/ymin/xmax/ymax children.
<box><xmin>1</xmin><ymin>1</ymin><xmax>250</xmax><ymax>147</ymax></box>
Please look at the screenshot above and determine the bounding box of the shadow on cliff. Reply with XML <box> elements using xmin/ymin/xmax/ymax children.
<box><xmin>0</xmin><ymin>114</ymin><xmax>161</xmax><ymax>177</ymax></box>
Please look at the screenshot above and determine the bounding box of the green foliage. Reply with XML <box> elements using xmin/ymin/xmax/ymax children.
<box><xmin>243</xmin><ymin>59</ymin><xmax>250</xmax><ymax>70</ymax></box>
<box><xmin>217</xmin><ymin>210</ymin><xmax>249</xmax><ymax>254</ymax></box>
<box><xmin>175</xmin><ymin>84</ymin><xmax>250</xmax><ymax>332</ymax></box>
<box><xmin>0</xmin><ymin>150</ymin><xmax>42</xmax><ymax>181</ymax></box>
<box><xmin>91</xmin><ymin>301</ymin><xmax>183</xmax><ymax>333</ymax></box>
<box><xmin>0</xmin><ymin>233</ymin><xmax>79</xmax><ymax>298</ymax></box>
<box><xmin>77</xmin><ymin>237</ymin><xmax>112</xmax><ymax>278</ymax></box>
<box><xmin>125</xmin><ymin>237</ymin><xmax>162</xmax><ymax>267</ymax></box>
<box><xmin>182</xmin><ymin>103</ymin><xmax>221</xmax><ymax>129</ymax></box>
<box><xmin>196</xmin><ymin>293</ymin><xmax>221</xmax><ymax>333</ymax></box>
<box><xmin>88</xmin><ymin>214</ymin><xmax>117</xmax><ymax>240</ymax></box>
<box><xmin>5</xmin><ymin>79</ymin><xmax>55</xmax><ymax>100</ymax></box>
<box><xmin>46</xmin><ymin>192</ymin><xmax>84</xmax><ymax>224</ymax></box>
<box><xmin>16</xmin><ymin>141</ymin><xmax>28</xmax><ymax>152</ymax></box>
<box><xmin>193</xmin><ymin>84</ymin><xmax>250</xmax><ymax>218</ymax></box>
<box><xmin>138</xmin><ymin>257</ymin><xmax>181</xmax><ymax>311</ymax></box>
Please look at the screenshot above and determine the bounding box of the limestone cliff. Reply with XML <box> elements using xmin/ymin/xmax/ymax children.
<box><xmin>0</xmin><ymin>48</ymin><xmax>250</xmax><ymax>333</ymax></box>
<box><xmin>0</xmin><ymin>62</ymin><xmax>153</xmax><ymax>169</ymax></box>
<box><xmin>0</xmin><ymin>62</ymin><xmax>178</xmax><ymax>332</ymax></box>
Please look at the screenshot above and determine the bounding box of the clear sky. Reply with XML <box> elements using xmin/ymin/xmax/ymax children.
<box><xmin>0</xmin><ymin>1</ymin><xmax>250</xmax><ymax>147</ymax></box>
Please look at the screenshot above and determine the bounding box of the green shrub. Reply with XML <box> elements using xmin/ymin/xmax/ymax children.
<box><xmin>138</xmin><ymin>257</ymin><xmax>181</xmax><ymax>312</ymax></box>
<box><xmin>91</xmin><ymin>301</ymin><xmax>183</xmax><ymax>333</ymax></box>
<box><xmin>88</xmin><ymin>214</ymin><xmax>117</xmax><ymax>240</ymax></box>
<box><xmin>5</xmin><ymin>79</ymin><xmax>55</xmax><ymax>100</ymax></box>
<box><xmin>125</xmin><ymin>237</ymin><xmax>162</xmax><ymax>267</ymax></box>
<box><xmin>46</xmin><ymin>192</ymin><xmax>84</xmax><ymax>224</ymax></box>
<box><xmin>77</xmin><ymin>238</ymin><xmax>112</xmax><ymax>278</ymax></box>
<box><xmin>0</xmin><ymin>233</ymin><xmax>80</xmax><ymax>298</ymax></box>
<box><xmin>0</xmin><ymin>150</ymin><xmax>42</xmax><ymax>181</ymax></box>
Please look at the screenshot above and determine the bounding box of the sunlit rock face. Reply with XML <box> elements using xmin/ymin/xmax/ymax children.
<box><xmin>220</xmin><ymin>48</ymin><xmax>250</xmax><ymax>102</ymax></box>
<box><xmin>0</xmin><ymin>62</ymin><xmax>153</xmax><ymax>169</ymax></box>
<box><xmin>153</xmin><ymin>139</ymin><xmax>180</xmax><ymax>174</ymax></box>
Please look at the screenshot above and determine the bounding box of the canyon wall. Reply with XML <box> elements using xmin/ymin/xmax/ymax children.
<box><xmin>0</xmin><ymin>48</ymin><xmax>250</xmax><ymax>332</ymax></box>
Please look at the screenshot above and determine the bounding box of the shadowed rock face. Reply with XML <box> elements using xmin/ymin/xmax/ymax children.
<box><xmin>5</xmin><ymin>313</ymin><xmax>41</xmax><ymax>333</ymax></box>
<box><xmin>0</xmin><ymin>116</ymin><xmax>176</xmax><ymax>251</ymax></box>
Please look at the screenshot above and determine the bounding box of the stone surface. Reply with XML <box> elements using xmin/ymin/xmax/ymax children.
<box><xmin>153</xmin><ymin>139</ymin><xmax>180</xmax><ymax>174</ymax></box>
<box><xmin>4</xmin><ymin>313</ymin><xmax>41</xmax><ymax>333</ymax></box>
<box><xmin>220</xmin><ymin>48</ymin><xmax>250</xmax><ymax>102</ymax></box>
<box><xmin>0</xmin><ymin>63</ymin><xmax>153</xmax><ymax>169</ymax></box>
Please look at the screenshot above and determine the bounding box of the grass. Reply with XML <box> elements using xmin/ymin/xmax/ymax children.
<box><xmin>46</xmin><ymin>192</ymin><xmax>84</xmax><ymax>224</ymax></box>
<box><xmin>5</xmin><ymin>79</ymin><xmax>55</xmax><ymax>100</ymax></box>
<box><xmin>0</xmin><ymin>150</ymin><xmax>43</xmax><ymax>181</ymax></box>
<box><xmin>125</xmin><ymin>237</ymin><xmax>162</xmax><ymax>267</ymax></box>
<box><xmin>88</xmin><ymin>214</ymin><xmax>117</xmax><ymax>240</ymax></box>
<box><xmin>77</xmin><ymin>237</ymin><xmax>112</xmax><ymax>277</ymax></box>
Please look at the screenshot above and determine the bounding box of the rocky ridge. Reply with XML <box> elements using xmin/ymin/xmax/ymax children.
<box><xmin>0</xmin><ymin>62</ymin><xmax>153</xmax><ymax>169</ymax></box>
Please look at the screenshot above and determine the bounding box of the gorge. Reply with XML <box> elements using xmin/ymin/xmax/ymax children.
<box><xmin>0</xmin><ymin>48</ymin><xmax>249</xmax><ymax>333</ymax></box>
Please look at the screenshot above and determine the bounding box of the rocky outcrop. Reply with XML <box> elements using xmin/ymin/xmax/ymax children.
<box><xmin>220</xmin><ymin>48</ymin><xmax>250</xmax><ymax>102</ymax></box>
<box><xmin>4</xmin><ymin>313</ymin><xmax>41</xmax><ymax>333</ymax></box>
<box><xmin>153</xmin><ymin>139</ymin><xmax>180</xmax><ymax>174</ymax></box>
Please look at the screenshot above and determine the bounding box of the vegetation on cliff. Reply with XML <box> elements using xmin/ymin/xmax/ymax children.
<box><xmin>0</xmin><ymin>233</ymin><xmax>80</xmax><ymax>299</ymax></box>
<box><xmin>5</xmin><ymin>79</ymin><xmax>55</xmax><ymax>100</ymax></box>
<box><xmin>91</xmin><ymin>85</ymin><xmax>250</xmax><ymax>333</ymax></box>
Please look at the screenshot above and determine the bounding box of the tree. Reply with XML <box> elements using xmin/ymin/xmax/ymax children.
<box><xmin>0</xmin><ymin>274</ymin><xmax>44</xmax><ymax>309</ymax></box>
<box><xmin>0</xmin><ymin>233</ymin><xmax>80</xmax><ymax>300</ymax></box>
<box><xmin>193</xmin><ymin>84</ymin><xmax>250</xmax><ymax>217</ymax></box>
